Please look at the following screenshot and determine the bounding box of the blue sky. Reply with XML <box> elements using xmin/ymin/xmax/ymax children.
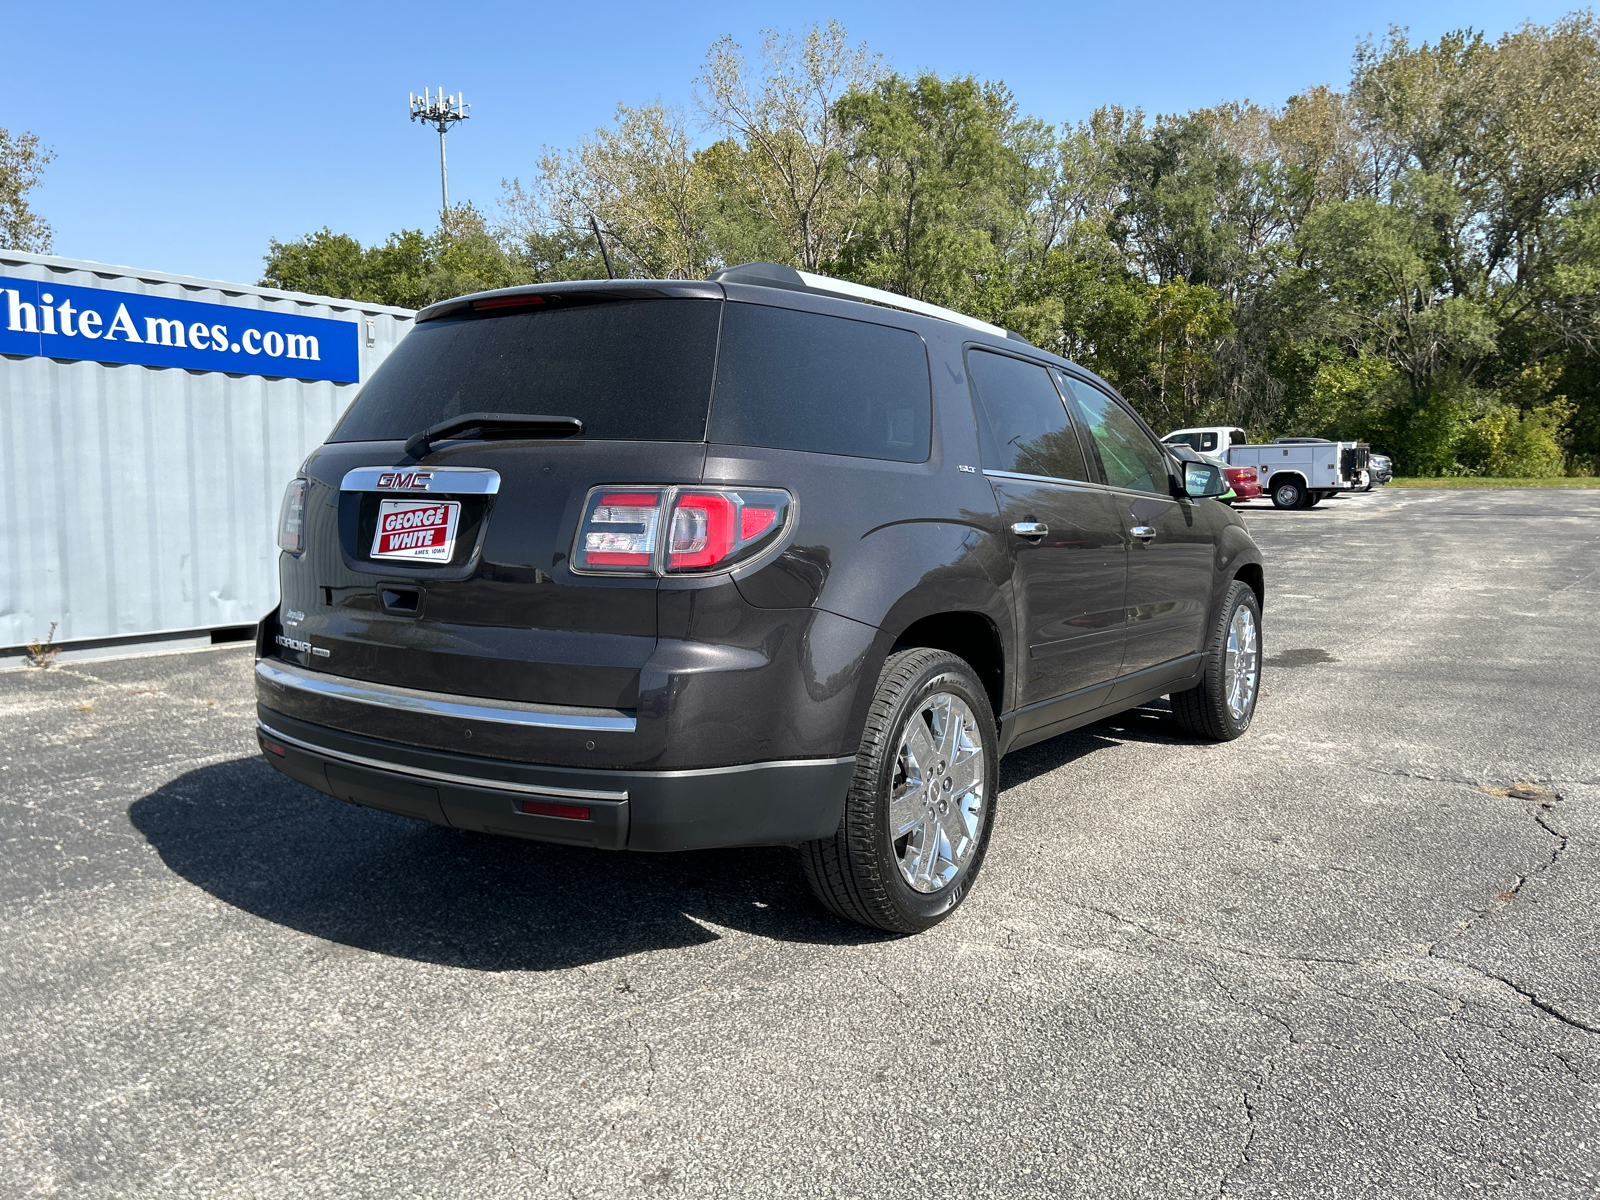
<box><xmin>3</xmin><ymin>0</ymin><xmax>1581</xmax><ymax>285</ymax></box>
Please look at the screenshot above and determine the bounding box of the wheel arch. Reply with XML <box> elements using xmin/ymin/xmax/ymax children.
<box><xmin>1233</xmin><ymin>561</ymin><xmax>1264</xmax><ymax>611</ymax></box>
<box><xmin>889</xmin><ymin>610</ymin><xmax>1006</xmax><ymax>720</ymax></box>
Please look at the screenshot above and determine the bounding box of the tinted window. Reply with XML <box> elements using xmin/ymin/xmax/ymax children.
<box><xmin>1056</xmin><ymin>373</ymin><xmax>1171</xmax><ymax>494</ymax></box>
<box><xmin>966</xmin><ymin>350</ymin><xmax>1091</xmax><ymax>482</ymax></box>
<box><xmin>708</xmin><ymin>303</ymin><xmax>931</xmax><ymax>462</ymax></box>
<box><xmin>1163</xmin><ymin>432</ymin><xmax>1202</xmax><ymax>451</ymax></box>
<box><xmin>331</xmin><ymin>299</ymin><xmax>722</xmax><ymax>443</ymax></box>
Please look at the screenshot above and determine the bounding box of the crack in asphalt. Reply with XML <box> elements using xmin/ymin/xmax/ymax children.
<box><xmin>1425</xmin><ymin>797</ymin><xmax>1597</xmax><ymax>1035</ymax></box>
<box><xmin>1199</xmin><ymin>967</ymin><xmax>1295</xmax><ymax>1198</ymax></box>
<box><xmin>1064</xmin><ymin>902</ymin><xmax>1359</xmax><ymax>967</ymax></box>
<box><xmin>1064</xmin><ymin>832</ymin><xmax>1598</xmax><ymax>1193</ymax></box>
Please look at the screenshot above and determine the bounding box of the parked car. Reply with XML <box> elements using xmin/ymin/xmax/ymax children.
<box><xmin>256</xmin><ymin>261</ymin><xmax>1266</xmax><ymax>933</ymax></box>
<box><xmin>1366</xmin><ymin>453</ymin><xmax>1393</xmax><ymax>488</ymax></box>
<box><xmin>1206</xmin><ymin>454</ymin><xmax>1262</xmax><ymax>503</ymax></box>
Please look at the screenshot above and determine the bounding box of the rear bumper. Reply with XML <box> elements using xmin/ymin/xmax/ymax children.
<box><xmin>256</xmin><ymin>707</ymin><xmax>854</xmax><ymax>852</ymax></box>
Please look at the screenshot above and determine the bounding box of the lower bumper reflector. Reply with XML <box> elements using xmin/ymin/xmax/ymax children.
<box><xmin>521</xmin><ymin>800</ymin><xmax>591</xmax><ymax>821</ymax></box>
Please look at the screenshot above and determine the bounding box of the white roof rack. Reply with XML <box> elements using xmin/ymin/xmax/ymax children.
<box><xmin>793</xmin><ymin>270</ymin><xmax>1007</xmax><ymax>338</ymax></box>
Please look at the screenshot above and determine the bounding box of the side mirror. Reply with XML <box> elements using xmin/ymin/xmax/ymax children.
<box><xmin>1183</xmin><ymin>460</ymin><xmax>1228</xmax><ymax>498</ymax></box>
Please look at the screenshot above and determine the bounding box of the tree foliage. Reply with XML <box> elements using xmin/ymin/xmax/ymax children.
<box><xmin>265</xmin><ymin>14</ymin><xmax>1600</xmax><ymax>474</ymax></box>
<box><xmin>0</xmin><ymin>127</ymin><xmax>54</xmax><ymax>253</ymax></box>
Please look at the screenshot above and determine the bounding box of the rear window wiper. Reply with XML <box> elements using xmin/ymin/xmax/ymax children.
<box><xmin>404</xmin><ymin>412</ymin><xmax>585</xmax><ymax>460</ymax></box>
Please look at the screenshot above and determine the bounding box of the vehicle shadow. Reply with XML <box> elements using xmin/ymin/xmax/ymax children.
<box><xmin>131</xmin><ymin>707</ymin><xmax>1198</xmax><ymax>972</ymax></box>
<box><xmin>998</xmin><ymin>699</ymin><xmax>1214</xmax><ymax>790</ymax></box>
<box><xmin>129</xmin><ymin>756</ymin><xmax>891</xmax><ymax>972</ymax></box>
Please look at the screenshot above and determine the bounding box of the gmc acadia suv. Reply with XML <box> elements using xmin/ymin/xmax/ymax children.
<box><xmin>256</xmin><ymin>261</ymin><xmax>1265</xmax><ymax>933</ymax></box>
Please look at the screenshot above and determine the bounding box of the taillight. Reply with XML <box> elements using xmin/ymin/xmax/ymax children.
<box><xmin>277</xmin><ymin>478</ymin><xmax>309</xmax><ymax>554</ymax></box>
<box><xmin>668</xmin><ymin>492</ymin><xmax>736</xmax><ymax>570</ymax></box>
<box><xmin>575</xmin><ymin>490</ymin><xmax>663</xmax><ymax>572</ymax></box>
<box><xmin>571</xmin><ymin>486</ymin><xmax>791</xmax><ymax>576</ymax></box>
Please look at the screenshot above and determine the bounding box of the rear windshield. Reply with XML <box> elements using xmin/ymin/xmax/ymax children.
<box><xmin>709</xmin><ymin>303</ymin><xmax>931</xmax><ymax>462</ymax></box>
<box><xmin>330</xmin><ymin>295</ymin><xmax>932</xmax><ymax>462</ymax></box>
<box><xmin>331</xmin><ymin>299</ymin><xmax>723</xmax><ymax>443</ymax></box>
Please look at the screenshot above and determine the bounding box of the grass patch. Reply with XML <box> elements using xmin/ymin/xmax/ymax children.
<box><xmin>1389</xmin><ymin>476</ymin><xmax>1600</xmax><ymax>489</ymax></box>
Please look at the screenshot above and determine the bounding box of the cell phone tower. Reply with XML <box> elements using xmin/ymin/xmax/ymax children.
<box><xmin>409</xmin><ymin>88</ymin><xmax>470</xmax><ymax>225</ymax></box>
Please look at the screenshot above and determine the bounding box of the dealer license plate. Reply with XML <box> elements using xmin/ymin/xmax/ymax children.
<box><xmin>371</xmin><ymin>499</ymin><xmax>461</xmax><ymax>562</ymax></box>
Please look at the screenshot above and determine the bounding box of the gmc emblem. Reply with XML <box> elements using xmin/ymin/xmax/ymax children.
<box><xmin>376</xmin><ymin>470</ymin><xmax>434</xmax><ymax>490</ymax></box>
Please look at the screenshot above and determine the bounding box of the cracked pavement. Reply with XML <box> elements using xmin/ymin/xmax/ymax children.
<box><xmin>2</xmin><ymin>487</ymin><xmax>1598</xmax><ymax>1198</ymax></box>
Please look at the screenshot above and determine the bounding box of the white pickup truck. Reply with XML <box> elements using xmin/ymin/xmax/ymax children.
<box><xmin>1162</xmin><ymin>427</ymin><xmax>1370</xmax><ymax>509</ymax></box>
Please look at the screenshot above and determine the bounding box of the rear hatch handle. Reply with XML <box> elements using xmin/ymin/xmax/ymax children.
<box><xmin>404</xmin><ymin>412</ymin><xmax>585</xmax><ymax>461</ymax></box>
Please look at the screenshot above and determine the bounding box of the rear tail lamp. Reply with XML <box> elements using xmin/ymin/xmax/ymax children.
<box><xmin>577</xmin><ymin>491</ymin><xmax>663</xmax><ymax>570</ymax></box>
<box><xmin>571</xmin><ymin>486</ymin><xmax>791</xmax><ymax>576</ymax></box>
<box><xmin>277</xmin><ymin>478</ymin><xmax>309</xmax><ymax>554</ymax></box>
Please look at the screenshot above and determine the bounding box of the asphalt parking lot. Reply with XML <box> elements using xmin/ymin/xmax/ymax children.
<box><xmin>3</xmin><ymin>487</ymin><xmax>1598</xmax><ymax>1199</ymax></box>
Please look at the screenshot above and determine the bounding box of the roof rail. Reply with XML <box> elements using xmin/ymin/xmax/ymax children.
<box><xmin>709</xmin><ymin>261</ymin><xmax>1008</xmax><ymax>338</ymax></box>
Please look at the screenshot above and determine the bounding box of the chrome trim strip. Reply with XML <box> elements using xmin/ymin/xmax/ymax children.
<box><xmin>983</xmin><ymin>469</ymin><xmax>1089</xmax><ymax>486</ymax></box>
<box><xmin>984</xmin><ymin>468</ymin><xmax>1180</xmax><ymax>504</ymax></box>
<box><xmin>256</xmin><ymin>660</ymin><xmax>637</xmax><ymax>733</ymax></box>
<box><xmin>639</xmin><ymin>755</ymin><xmax>857</xmax><ymax>779</ymax></box>
<box><xmin>340</xmin><ymin>466</ymin><xmax>502</xmax><ymax>495</ymax></box>
<box><xmin>257</xmin><ymin>721</ymin><xmax>629</xmax><ymax>802</ymax></box>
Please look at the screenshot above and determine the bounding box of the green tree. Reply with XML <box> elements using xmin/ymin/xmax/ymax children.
<box><xmin>832</xmin><ymin>73</ymin><xmax>1040</xmax><ymax>316</ymax></box>
<box><xmin>260</xmin><ymin>228</ymin><xmax>378</xmax><ymax>300</ymax></box>
<box><xmin>0</xmin><ymin>127</ymin><xmax>54</xmax><ymax>252</ymax></box>
<box><xmin>508</xmin><ymin>102</ymin><xmax>717</xmax><ymax>279</ymax></box>
<box><xmin>697</xmin><ymin>21</ymin><xmax>883</xmax><ymax>270</ymax></box>
<box><xmin>260</xmin><ymin>206</ymin><xmax>526</xmax><ymax>308</ymax></box>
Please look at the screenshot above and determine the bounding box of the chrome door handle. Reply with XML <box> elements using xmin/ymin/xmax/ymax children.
<box><xmin>1129</xmin><ymin>525</ymin><xmax>1156</xmax><ymax>541</ymax></box>
<box><xmin>1010</xmin><ymin>521</ymin><xmax>1048</xmax><ymax>538</ymax></box>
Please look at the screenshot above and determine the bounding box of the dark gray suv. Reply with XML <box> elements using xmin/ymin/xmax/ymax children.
<box><xmin>257</xmin><ymin>261</ymin><xmax>1264</xmax><ymax>933</ymax></box>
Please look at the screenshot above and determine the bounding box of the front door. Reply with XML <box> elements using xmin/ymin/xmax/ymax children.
<box><xmin>1056</xmin><ymin>372</ymin><xmax>1211</xmax><ymax>676</ymax></box>
<box><xmin>966</xmin><ymin>350</ymin><xmax>1127</xmax><ymax>715</ymax></box>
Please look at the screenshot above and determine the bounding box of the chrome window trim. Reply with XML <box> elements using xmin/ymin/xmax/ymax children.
<box><xmin>984</xmin><ymin>468</ymin><xmax>1175</xmax><ymax>504</ymax></box>
<box><xmin>1101</xmin><ymin>484</ymin><xmax>1178</xmax><ymax>503</ymax></box>
<box><xmin>982</xmin><ymin>468</ymin><xmax>1098</xmax><ymax>487</ymax></box>
<box><xmin>340</xmin><ymin>466</ymin><xmax>502</xmax><ymax>494</ymax></box>
<box><xmin>257</xmin><ymin>720</ymin><xmax>629</xmax><ymax>802</ymax></box>
<box><xmin>256</xmin><ymin>660</ymin><xmax>636</xmax><ymax>733</ymax></box>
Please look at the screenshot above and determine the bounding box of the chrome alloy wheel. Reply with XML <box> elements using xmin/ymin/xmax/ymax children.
<box><xmin>1225</xmin><ymin>605</ymin><xmax>1260</xmax><ymax>720</ymax></box>
<box><xmin>889</xmin><ymin>692</ymin><xmax>985</xmax><ymax>894</ymax></box>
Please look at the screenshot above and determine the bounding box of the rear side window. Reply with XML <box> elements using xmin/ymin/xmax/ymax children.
<box><xmin>708</xmin><ymin>303</ymin><xmax>931</xmax><ymax>463</ymax></box>
<box><xmin>331</xmin><ymin>299</ymin><xmax>722</xmax><ymax>443</ymax></box>
<box><xmin>966</xmin><ymin>350</ymin><xmax>1091</xmax><ymax>482</ymax></box>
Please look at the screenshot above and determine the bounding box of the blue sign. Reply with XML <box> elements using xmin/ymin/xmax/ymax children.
<box><xmin>0</xmin><ymin>275</ymin><xmax>359</xmax><ymax>383</ymax></box>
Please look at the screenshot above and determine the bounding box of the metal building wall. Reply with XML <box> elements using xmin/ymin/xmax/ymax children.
<box><xmin>0</xmin><ymin>251</ymin><xmax>413</xmax><ymax>653</ymax></box>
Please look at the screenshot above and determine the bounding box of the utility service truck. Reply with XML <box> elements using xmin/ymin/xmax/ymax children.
<box><xmin>1162</xmin><ymin>428</ymin><xmax>1370</xmax><ymax>509</ymax></box>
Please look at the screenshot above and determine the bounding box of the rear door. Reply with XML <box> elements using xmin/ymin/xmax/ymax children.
<box><xmin>1056</xmin><ymin>372</ymin><xmax>1213</xmax><ymax>678</ymax></box>
<box><xmin>966</xmin><ymin>350</ymin><xmax>1127</xmax><ymax>717</ymax></box>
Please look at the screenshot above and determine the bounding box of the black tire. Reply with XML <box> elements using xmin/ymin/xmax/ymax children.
<box><xmin>1270</xmin><ymin>477</ymin><xmax>1307</xmax><ymax>509</ymax></box>
<box><xmin>1171</xmin><ymin>581</ymin><xmax>1262</xmax><ymax>741</ymax></box>
<box><xmin>800</xmin><ymin>649</ymin><xmax>999</xmax><ymax>934</ymax></box>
